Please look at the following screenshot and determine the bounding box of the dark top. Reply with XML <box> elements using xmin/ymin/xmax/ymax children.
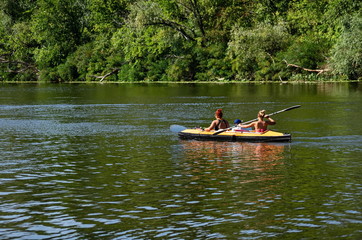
<box><xmin>215</xmin><ymin>119</ymin><xmax>227</xmax><ymax>131</ymax></box>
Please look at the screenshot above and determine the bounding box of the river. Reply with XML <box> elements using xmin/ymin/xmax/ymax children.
<box><xmin>0</xmin><ymin>82</ymin><xmax>361</xmax><ymax>239</ymax></box>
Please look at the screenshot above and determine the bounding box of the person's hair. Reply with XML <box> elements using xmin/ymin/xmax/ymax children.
<box><xmin>258</xmin><ymin>110</ymin><xmax>266</xmax><ymax>118</ymax></box>
<box><xmin>215</xmin><ymin>109</ymin><xmax>223</xmax><ymax>118</ymax></box>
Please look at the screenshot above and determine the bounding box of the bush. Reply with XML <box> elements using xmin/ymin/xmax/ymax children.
<box><xmin>57</xmin><ymin>62</ymin><xmax>79</xmax><ymax>81</ymax></box>
<box><xmin>329</xmin><ymin>14</ymin><xmax>362</xmax><ymax>80</ymax></box>
<box><xmin>282</xmin><ymin>34</ymin><xmax>330</xmax><ymax>70</ymax></box>
<box><xmin>227</xmin><ymin>22</ymin><xmax>291</xmax><ymax>80</ymax></box>
<box><xmin>165</xmin><ymin>55</ymin><xmax>195</xmax><ymax>81</ymax></box>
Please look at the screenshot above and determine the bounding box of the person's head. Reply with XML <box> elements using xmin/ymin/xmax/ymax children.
<box><xmin>234</xmin><ymin>119</ymin><xmax>242</xmax><ymax>125</ymax></box>
<box><xmin>258</xmin><ymin>110</ymin><xmax>266</xmax><ymax>118</ymax></box>
<box><xmin>215</xmin><ymin>109</ymin><xmax>223</xmax><ymax>118</ymax></box>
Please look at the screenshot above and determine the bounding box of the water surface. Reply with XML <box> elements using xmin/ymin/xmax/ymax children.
<box><xmin>0</xmin><ymin>83</ymin><xmax>361</xmax><ymax>239</ymax></box>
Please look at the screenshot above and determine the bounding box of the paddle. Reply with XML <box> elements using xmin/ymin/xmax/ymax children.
<box><xmin>212</xmin><ymin>105</ymin><xmax>301</xmax><ymax>135</ymax></box>
<box><xmin>170</xmin><ymin>124</ymin><xmax>187</xmax><ymax>133</ymax></box>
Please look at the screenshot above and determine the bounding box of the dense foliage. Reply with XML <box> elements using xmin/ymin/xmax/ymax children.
<box><xmin>0</xmin><ymin>0</ymin><xmax>361</xmax><ymax>82</ymax></box>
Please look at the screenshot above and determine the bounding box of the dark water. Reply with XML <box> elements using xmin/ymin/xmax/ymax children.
<box><xmin>0</xmin><ymin>83</ymin><xmax>361</xmax><ymax>239</ymax></box>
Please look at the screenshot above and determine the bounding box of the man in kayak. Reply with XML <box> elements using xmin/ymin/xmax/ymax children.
<box><xmin>205</xmin><ymin>109</ymin><xmax>230</xmax><ymax>131</ymax></box>
<box><xmin>238</xmin><ymin>110</ymin><xmax>276</xmax><ymax>132</ymax></box>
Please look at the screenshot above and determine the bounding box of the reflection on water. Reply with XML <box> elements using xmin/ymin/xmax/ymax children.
<box><xmin>178</xmin><ymin>140</ymin><xmax>288</xmax><ymax>202</ymax></box>
<box><xmin>180</xmin><ymin>140</ymin><xmax>287</xmax><ymax>167</ymax></box>
<box><xmin>181</xmin><ymin>140</ymin><xmax>289</xmax><ymax>192</ymax></box>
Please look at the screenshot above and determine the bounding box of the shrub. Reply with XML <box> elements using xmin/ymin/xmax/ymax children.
<box><xmin>227</xmin><ymin>22</ymin><xmax>291</xmax><ymax>80</ymax></box>
<box><xmin>329</xmin><ymin>14</ymin><xmax>362</xmax><ymax>80</ymax></box>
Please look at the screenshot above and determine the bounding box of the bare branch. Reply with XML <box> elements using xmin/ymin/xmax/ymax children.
<box><xmin>0</xmin><ymin>55</ymin><xmax>39</xmax><ymax>73</ymax></box>
<box><xmin>91</xmin><ymin>68</ymin><xmax>120</xmax><ymax>82</ymax></box>
<box><xmin>146</xmin><ymin>18</ymin><xmax>196</xmax><ymax>41</ymax></box>
<box><xmin>283</xmin><ymin>60</ymin><xmax>330</xmax><ymax>75</ymax></box>
<box><xmin>165</xmin><ymin>54</ymin><xmax>185</xmax><ymax>59</ymax></box>
<box><xmin>189</xmin><ymin>0</ymin><xmax>205</xmax><ymax>37</ymax></box>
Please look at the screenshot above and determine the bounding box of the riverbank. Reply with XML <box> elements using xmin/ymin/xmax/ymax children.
<box><xmin>1</xmin><ymin>79</ymin><xmax>361</xmax><ymax>84</ymax></box>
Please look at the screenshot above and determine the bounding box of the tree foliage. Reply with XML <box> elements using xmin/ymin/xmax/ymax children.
<box><xmin>330</xmin><ymin>14</ymin><xmax>362</xmax><ymax>79</ymax></box>
<box><xmin>0</xmin><ymin>0</ymin><xmax>361</xmax><ymax>82</ymax></box>
<box><xmin>228</xmin><ymin>23</ymin><xmax>291</xmax><ymax>80</ymax></box>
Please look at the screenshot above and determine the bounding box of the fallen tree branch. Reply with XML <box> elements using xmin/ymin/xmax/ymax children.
<box><xmin>91</xmin><ymin>68</ymin><xmax>120</xmax><ymax>82</ymax></box>
<box><xmin>283</xmin><ymin>60</ymin><xmax>329</xmax><ymax>75</ymax></box>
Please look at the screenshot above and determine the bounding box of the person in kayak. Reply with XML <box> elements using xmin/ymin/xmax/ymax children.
<box><xmin>238</xmin><ymin>110</ymin><xmax>276</xmax><ymax>132</ymax></box>
<box><xmin>205</xmin><ymin>109</ymin><xmax>230</xmax><ymax>131</ymax></box>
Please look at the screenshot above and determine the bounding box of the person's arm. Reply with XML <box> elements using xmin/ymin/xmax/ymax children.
<box><xmin>205</xmin><ymin>120</ymin><xmax>217</xmax><ymax>131</ymax></box>
<box><xmin>238</xmin><ymin>122</ymin><xmax>255</xmax><ymax>128</ymax></box>
<box><xmin>225</xmin><ymin>120</ymin><xmax>230</xmax><ymax>128</ymax></box>
<box><xmin>265</xmin><ymin>115</ymin><xmax>276</xmax><ymax>125</ymax></box>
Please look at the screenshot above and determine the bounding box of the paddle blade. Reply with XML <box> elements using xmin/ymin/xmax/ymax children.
<box><xmin>284</xmin><ymin>105</ymin><xmax>301</xmax><ymax>111</ymax></box>
<box><xmin>170</xmin><ymin>125</ymin><xmax>187</xmax><ymax>133</ymax></box>
<box><xmin>270</xmin><ymin>105</ymin><xmax>301</xmax><ymax>116</ymax></box>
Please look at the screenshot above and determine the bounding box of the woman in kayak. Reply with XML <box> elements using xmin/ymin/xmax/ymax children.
<box><xmin>239</xmin><ymin>110</ymin><xmax>276</xmax><ymax>132</ymax></box>
<box><xmin>205</xmin><ymin>109</ymin><xmax>230</xmax><ymax>131</ymax></box>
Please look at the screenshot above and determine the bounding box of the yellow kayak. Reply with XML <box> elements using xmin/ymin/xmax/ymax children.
<box><xmin>178</xmin><ymin>129</ymin><xmax>291</xmax><ymax>142</ymax></box>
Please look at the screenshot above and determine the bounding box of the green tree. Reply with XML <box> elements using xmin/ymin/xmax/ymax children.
<box><xmin>286</xmin><ymin>0</ymin><xmax>329</xmax><ymax>36</ymax></box>
<box><xmin>330</xmin><ymin>14</ymin><xmax>362</xmax><ymax>80</ymax></box>
<box><xmin>0</xmin><ymin>0</ymin><xmax>38</xmax><ymax>81</ymax></box>
<box><xmin>116</xmin><ymin>0</ymin><xmax>256</xmax><ymax>81</ymax></box>
<box><xmin>31</xmin><ymin>0</ymin><xmax>88</xmax><ymax>80</ymax></box>
<box><xmin>227</xmin><ymin>23</ymin><xmax>291</xmax><ymax>80</ymax></box>
<box><xmin>1</xmin><ymin>0</ymin><xmax>361</xmax><ymax>82</ymax></box>
<box><xmin>56</xmin><ymin>0</ymin><xmax>131</xmax><ymax>82</ymax></box>
<box><xmin>0</xmin><ymin>0</ymin><xmax>36</xmax><ymax>22</ymax></box>
<box><xmin>87</xmin><ymin>0</ymin><xmax>129</xmax><ymax>32</ymax></box>
<box><xmin>282</xmin><ymin>34</ymin><xmax>330</xmax><ymax>70</ymax></box>
<box><xmin>323</xmin><ymin>0</ymin><xmax>361</xmax><ymax>40</ymax></box>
